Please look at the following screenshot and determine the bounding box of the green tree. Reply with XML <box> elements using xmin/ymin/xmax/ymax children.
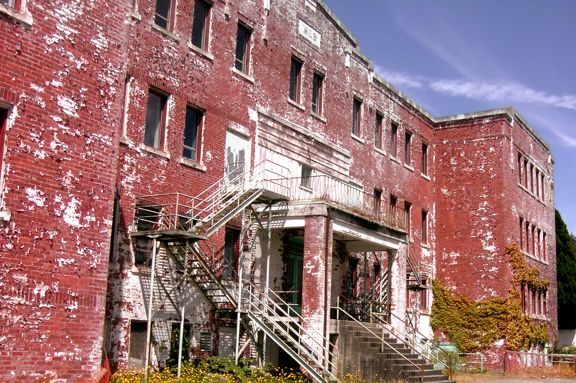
<box><xmin>556</xmin><ymin>209</ymin><xmax>576</xmax><ymax>329</ymax></box>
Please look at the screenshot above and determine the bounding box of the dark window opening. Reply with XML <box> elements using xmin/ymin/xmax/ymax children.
<box><xmin>373</xmin><ymin>189</ymin><xmax>382</xmax><ymax>216</ymax></box>
<box><xmin>235</xmin><ymin>23</ymin><xmax>251</xmax><ymax>73</ymax></box>
<box><xmin>300</xmin><ymin>164</ymin><xmax>312</xmax><ymax>189</ymax></box>
<box><xmin>311</xmin><ymin>72</ymin><xmax>324</xmax><ymax>115</ymax></box>
<box><xmin>289</xmin><ymin>57</ymin><xmax>302</xmax><ymax>102</ymax></box>
<box><xmin>155</xmin><ymin>0</ymin><xmax>173</xmax><ymax>30</ymax></box>
<box><xmin>352</xmin><ymin>98</ymin><xmax>361</xmax><ymax>136</ymax></box>
<box><xmin>128</xmin><ymin>320</ymin><xmax>150</xmax><ymax>368</ymax></box>
<box><xmin>144</xmin><ymin>89</ymin><xmax>167</xmax><ymax>149</ymax></box>
<box><xmin>390</xmin><ymin>121</ymin><xmax>398</xmax><ymax>157</ymax></box>
<box><xmin>191</xmin><ymin>0</ymin><xmax>211</xmax><ymax>49</ymax></box>
<box><xmin>421</xmin><ymin>210</ymin><xmax>428</xmax><ymax>244</ymax></box>
<box><xmin>374</xmin><ymin>112</ymin><xmax>383</xmax><ymax>149</ymax></box>
<box><xmin>404</xmin><ymin>131</ymin><xmax>412</xmax><ymax>164</ymax></box>
<box><xmin>183</xmin><ymin>106</ymin><xmax>203</xmax><ymax>162</ymax></box>
<box><xmin>224</xmin><ymin>227</ymin><xmax>240</xmax><ymax>279</ymax></box>
<box><xmin>422</xmin><ymin>143</ymin><xmax>428</xmax><ymax>176</ymax></box>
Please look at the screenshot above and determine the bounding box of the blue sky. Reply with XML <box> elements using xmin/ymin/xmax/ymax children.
<box><xmin>324</xmin><ymin>0</ymin><xmax>576</xmax><ymax>234</ymax></box>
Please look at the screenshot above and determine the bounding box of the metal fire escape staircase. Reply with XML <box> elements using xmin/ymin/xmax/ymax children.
<box><xmin>133</xmin><ymin>162</ymin><xmax>337</xmax><ymax>382</ymax></box>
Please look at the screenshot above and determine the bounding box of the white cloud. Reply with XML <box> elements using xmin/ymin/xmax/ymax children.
<box><xmin>374</xmin><ymin>66</ymin><xmax>423</xmax><ymax>89</ymax></box>
<box><xmin>430</xmin><ymin>80</ymin><xmax>576</xmax><ymax>111</ymax></box>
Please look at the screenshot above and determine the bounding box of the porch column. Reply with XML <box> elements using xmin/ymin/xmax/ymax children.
<box><xmin>302</xmin><ymin>215</ymin><xmax>333</xmax><ymax>350</ymax></box>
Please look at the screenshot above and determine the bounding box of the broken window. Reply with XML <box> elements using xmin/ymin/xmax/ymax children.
<box><xmin>311</xmin><ymin>72</ymin><xmax>324</xmax><ymax>115</ymax></box>
<box><xmin>289</xmin><ymin>56</ymin><xmax>302</xmax><ymax>103</ymax></box>
<box><xmin>144</xmin><ymin>89</ymin><xmax>168</xmax><ymax>149</ymax></box>
<box><xmin>235</xmin><ymin>22</ymin><xmax>252</xmax><ymax>73</ymax></box>
<box><xmin>155</xmin><ymin>0</ymin><xmax>175</xmax><ymax>31</ymax></box>
<box><xmin>404</xmin><ymin>131</ymin><xmax>412</xmax><ymax>165</ymax></box>
<box><xmin>352</xmin><ymin>97</ymin><xmax>361</xmax><ymax>136</ymax></box>
<box><xmin>183</xmin><ymin>106</ymin><xmax>203</xmax><ymax>162</ymax></box>
<box><xmin>191</xmin><ymin>0</ymin><xmax>211</xmax><ymax>50</ymax></box>
<box><xmin>374</xmin><ymin>112</ymin><xmax>383</xmax><ymax>149</ymax></box>
<box><xmin>128</xmin><ymin>320</ymin><xmax>150</xmax><ymax>369</ymax></box>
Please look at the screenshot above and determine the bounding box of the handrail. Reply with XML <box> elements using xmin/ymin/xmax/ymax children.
<box><xmin>241</xmin><ymin>283</ymin><xmax>337</xmax><ymax>381</ymax></box>
<box><xmin>332</xmin><ymin>298</ymin><xmax>425</xmax><ymax>380</ymax></box>
<box><xmin>371</xmin><ymin>303</ymin><xmax>453</xmax><ymax>374</ymax></box>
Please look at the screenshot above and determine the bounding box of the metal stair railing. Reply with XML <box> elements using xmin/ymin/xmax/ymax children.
<box><xmin>366</xmin><ymin>269</ymin><xmax>390</xmax><ymax>309</ymax></box>
<box><xmin>370</xmin><ymin>308</ymin><xmax>454</xmax><ymax>375</ymax></box>
<box><xmin>332</xmin><ymin>298</ymin><xmax>426</xmax><ymax>381</ymax></box>
<box><xmin>241</xmin><ymin>284</ymin><xmax>337</xmax><ymax>383</ymax></box>
<box><xmin>188</xmin><ymin>160</ymin><xmax>289</xmax><ymax>236</ymax></box>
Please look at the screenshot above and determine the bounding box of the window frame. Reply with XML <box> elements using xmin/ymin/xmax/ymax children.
<box><xmin>0</xmin><ymin>107</ymin><xmax>8</xmax><ymax>171</ymax></box>
<box><xmin>154</xmin><ymin>0</ymin><xmax>176</xmax><ymax>32</ymax></box>
<box><xmin>374</xmin><ymin>112</ymin><xmax>383</xmax><ymax>150</ymax></box>
<box><xmin>421</xmin><ymin>142</ymin><xmax>429</xmax><ymax>176</ymax></box>
<box><xmin>421</xmin><ymin>210</ymin><xmax>428</xmax><ymax>244</ymax></box>
<box><xmin>390</xmin><ymin>121</ymin><xmax>398</xmax><ymax>158</ymax></box>
<box><xmin>144</xmin><ymin>88</ymin><xmax>168</xmax><ymax>150</ymax></box>
<box><xmin>289</xmin><ymin>56</ymin><xmax>303</xmax><ymax>103</ymax></box>
<box><xmin>352</xmin><ymin>97</ymin><xmax>362</xmax><ymax>137</ymax></box>
<box><xmin>182</xmin><ymin>105</ymin><xmax>203</xmax><ymax>163</ymax></box>
<box><xmin>311</xmin><ymin>71</ymin><xmax>324</xmax><ymax>116</ymax></box>
<box><xmin>404</xmin><ymin>131</ymin><xmax>412</xmax><ymax>165</ymax></box>
<box><xmin>404</xmin><ymin>201</ymin><xmax>412</xmax><ymax>237</ymax></box>
<box><xmin>234</xmin><ymin>22</ymin><xmax>252</xmax><ymax>74</ymax></box>
<box><xmin>191</xmin><ymin>0</ymin><xmax>211</xmax><ymax>51</ymax></box>
<box><xmin>300</xmin><ymin>163</ymin><xmax>313</xmax><ymax>189</ymax></box>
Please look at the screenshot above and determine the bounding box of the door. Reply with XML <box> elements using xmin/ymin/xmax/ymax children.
<box><xmin>285</xmin><ymin>237</ymin><xmax>304</xmax><ymax>315</ymax></box>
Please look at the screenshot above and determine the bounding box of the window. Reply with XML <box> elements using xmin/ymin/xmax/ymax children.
<box><xmin>0</xmin><ymin>0</ymin><xmax>15</xmax><ymax>7</ymax></box>
<box><xmin>529</xmin><ymin>163</ymin><xmax>534</xmax><ymax>193</ymax></box>
<box><xmin>235</xmin><ymin>23</ymin><xmax>252</xmax><ymax>73</ymax></box>
<box><xmin>523</xmin><ymin>159</ymin><xmax>528</xmax><ymax>187</ymax></box>
<box><xmin>374</xmin><ymin>112</ymin><xmax>383</xmax><ymax>149</ymax></box>
<box><xmin>289</xmin><ymin>57</ymin><xmax>303</xmax><ymax>103</ymax></box>
<box><xmin>404</xmin><ymin>202</ymin><xmax>412</xmax><ymax>236</ymax></box>
<box><xmin>352</xmin><ymin>97</ymin><xmax>362</xmax><ymax>136</ymax></box>
<box><xmin>373</xmin><ymin>189</ymin><xmax>382</xmax><ymax>216</ymax></box>
<box><xmin>200</xmin><ymin>332</ymin><xmax>213</xmax><ymax>352</ymax></box>
<box><xmin>390</xmin><ymin>194</ymin><xmax>397</xmax><ymax>207</ymax></box>
<box><xmin>404</xmin><ymin>131</ymin><xmax>412</xmax><ymax>165</ymax></box>
<box><xmin>300</xmin><ymin>164</ymin><xmax>312</xmax><ymax>189</ymax></box>
<box><xmin>155</xmin><ymin>0</ymin><xmax>175</xmax><ymax>31</ymax></box>
<box><xmin>517</xmin><ymin>153</ymin><xmax>523</xmax><ymax>184</ymax></box>
<box><xmin>0</xmin><ymin>108</ymin><xmax>8</xmax><ymax>171</ymax></box>
<box><xmin>421</xmin><ymin>143</ymin><xmax>428</xmax><ymax>176</ymax></box>
<box><xmin>542</xmin><ymin>232</ymin><xmax>547</xmax><ymax>261</ymax></box>
<box><xmin>390</xmin><ymin>121</ymin><xmax>398</xmax><ymax>158</ymax></box>
<box><xmin>541</xmin><ymin>173</ymin><xmax>545</xmax><ymax>201</ymax></box>
<box><xmin>191</xmin><ymin>0</ymin><xmax>211</xmax><ymax>50</ymax></box>
<box><xmin>144</xmin><ymin>89</ymin><xmax>168</xmax><ymax>149</ymax></box>
<box><xmin>311</xmin><ymin>72</ymin><xmax>324</xmax><ymax>115</ymax></box>
<box><xmin>519</xmin><ymin>217</ymin><xmax>524</xmax><ymax>251</ymax></box>
<box><xmin>183</xmin><ymin>106</ymin><xmax>203</xmax><ymax>162</ymax></box>
<box><xmin>421</xmin><ymin>210</ymin><xmax>428</xmax><ymax>244</ymax></box>
<box><xmin>224</xmin><ymin>227</ymin><xmax>240</xmax><ymax>279</ymax></box>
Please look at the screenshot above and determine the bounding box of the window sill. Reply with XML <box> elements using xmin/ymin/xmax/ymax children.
<box><xmin>140</xmin><ymin>144</ymin><xmax>171</xmax><ymax>159</ymax></box>
<box><xmin>179</xmin><ymin>157</ymin><xmax>207</xmax><ymax>171</ymax></box>
<box><xmin>288</xmin><ymin>98</ymin><xmax>305</xmax><ymax>111</ymax></box>
<box><xmin>389</xmin><ymin>156</ymin><xmax>401</xmax><ymax>164</ymax></box>
<box><xmin>0</xmin><ymin>4</ymin><xmax>33</xmax><ymax>25</ymax></box>
<box><xmin>522</xmin><ymin>251</ymin><xmax>549</xmax><ymax>265</ymax></box>
<box><xmin>151</xmin><ymin>24</ymin><xmax>180</xmax><ymax>43</ymax></box>
<box><xmin>518</xmin><ymin>183</ymin><xmax>545</xmax><ymax>204</ymax></box>
<box><xmin>310</xmin><ymin>111</ymin><xmax>326</xmax><ymax>123</ymax></box>
<box><xmin>373</xmin><ymin>147</ymin><xmax>385</xmax><ymax>156</ymax></box>
<box><xmin>404</xmin><ymin>163</ymin><xmax>414</xmax><ymax>172</ymax></box>
<box><xmin>421</xmin><ymin>243</ymin><xmax>430</xmax><ymax>250</ymax></box>
<box><xmin>232</xmin><ymin>67</ymin><xmax>254</xmax><ymax>84</ymax></box>
<box><xmin>351</xmin><ymin>134</ymin><xmax>364</xmax><ymax>144</ymax></box>
<box><xmin>421</xmin><ymin>173</ymin><xmax>430</xmax><ymax>181</ymax></box>
<box><xmin>299</xmin><ymin>185</ymin><xmax>313</xmax><ymax>193</ymax></box>
<box><xmin>188</xmin><ymin>42</ymin><xmax>214</xmax><ymax>61</ymax></box>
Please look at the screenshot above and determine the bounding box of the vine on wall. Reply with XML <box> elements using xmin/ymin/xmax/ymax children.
<box><xmin>431</xmin><ymin>244</ymin><xmax>548</xmax><ymax>352</ymax></box>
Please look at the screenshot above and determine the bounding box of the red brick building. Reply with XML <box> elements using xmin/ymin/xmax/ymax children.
<box><xmin>0</xmin><ymin>0</ymin><xmax>555</xmax><ymax>381</ymax></box>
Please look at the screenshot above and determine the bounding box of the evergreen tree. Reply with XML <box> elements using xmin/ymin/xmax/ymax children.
<box><xmin>556</xmin><ymin>210</ymin><xmax>576</xmax><ymax>329</ymax></box>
